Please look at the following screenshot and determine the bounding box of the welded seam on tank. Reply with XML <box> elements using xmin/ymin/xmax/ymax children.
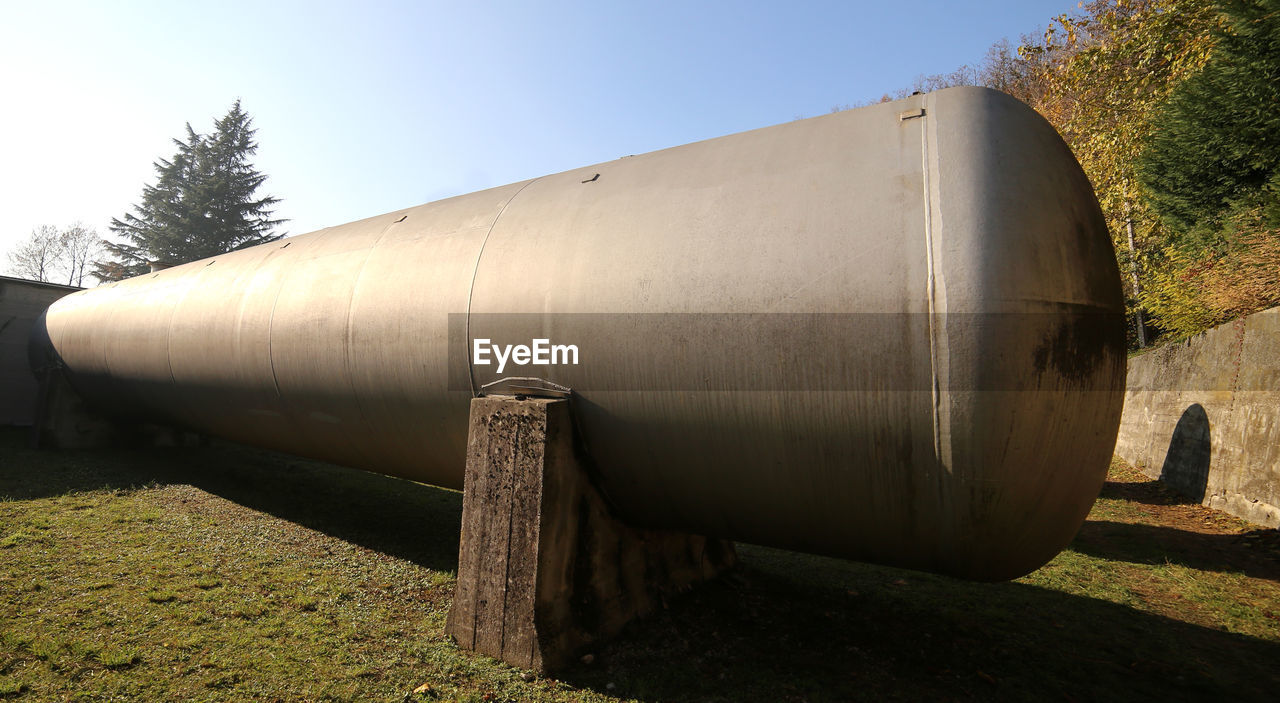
<box><xmin>241</xmin><ymin>245</ymin><xmax>288</xmax><ymax>401</ymax></box>
<box><xmin>162</xmin><ymin>265</ymin><xmax>213</xmax><ymax>400</ymax></box>
<box><xmin>342</xmin><ymin>214</ymin><xmax>409</xmax><ymax>446</ymax></box>
<box><xmin>921</xmin><ymin>97</ymin><xmax>953</xmax><ymax>479</ymax></box>
<box><xmin>96</xmin><ymin>293</ymin><xmax>114</xmax><ymax>402</ymax></box>
<box><xmin>464</xmin><ymin>177</ymin><xmax>543</xmax><ymax>396</ymax></box>
<box><xmin>161</xmin><ymin>284</ymin><xmax>182</xmax><ymax>390</ymax></box>
<box><xmin>265</xmin><ymin>227</ymin><xmax>334</xmax><ymax>401</ymax></box>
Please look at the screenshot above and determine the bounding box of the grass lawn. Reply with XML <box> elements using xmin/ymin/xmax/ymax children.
<box><xmin>1</xmin><ymin>427</ymin><xmax>1278</xmax><ymax>701</ymax></box>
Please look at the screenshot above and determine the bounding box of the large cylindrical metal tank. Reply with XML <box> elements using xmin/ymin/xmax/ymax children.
<box><xmin>33</xmin><ymin>87</ymin><xmax>1125</xmax><ymax>580</ymax></box>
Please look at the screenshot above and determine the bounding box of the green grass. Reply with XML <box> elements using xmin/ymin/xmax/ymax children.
<box><xmin>97</xmin><ymin>646</ymin><xmax>141</xmax><ymax>670</ymax></box>
<box><xmin>1</xmin><ymin>432</ymin><xmax>1277</xmax><ymax>701</ymax></box>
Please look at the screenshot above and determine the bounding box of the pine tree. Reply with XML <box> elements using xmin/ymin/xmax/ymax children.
<box><xmin>96</xmin><ymin>101</ymin><xmax>284</xmax><ymax>281</ymax></box>
<box><xmin>1138</xmin><ymin>0</ymin><xmax>1280</xmax><ymax>244</ymax></box>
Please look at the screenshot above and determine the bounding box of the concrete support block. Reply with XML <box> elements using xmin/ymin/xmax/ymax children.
<box><xmin>446</xmin><ymin>396</ymin><xmax>736</xmax><ymax>672</ymax></box>
<box><xmin>29</xmin><ymin>365</ymin><xmax>121</xmax><ymax>449</ymax></box>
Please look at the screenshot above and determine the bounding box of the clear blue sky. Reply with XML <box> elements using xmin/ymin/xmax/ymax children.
<box><xmin>0</xmin><ymin>0</ymin><xmax>1082</xmax><ymax>272</ymax></box>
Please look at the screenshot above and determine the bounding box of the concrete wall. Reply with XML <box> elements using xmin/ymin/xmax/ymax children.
<box><xmin>0</xmin><ymin>275</ymin><xmax>79</xmax><ymax>426</ymax></box>
<box><xmin>1115</xmin><ymin>307</ymin><xmax>1280</xmax><ymax>527</ymax></box>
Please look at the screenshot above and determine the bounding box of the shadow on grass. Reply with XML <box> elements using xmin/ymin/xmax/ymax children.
<box><xmin>0</xmin><ymin>428</ymin><xmax>462</xmax><ymax>572</ymax></box>
<box><xmin>1098</xmin><ymin>476</ymin><xmax>1201</xmax><ymax>507</ymax></box>
<box><xmin>4</xmin><ymin>427</ymin><xmax>1279</xmax><ymax>701</ymax></box>
<box><xmin>1073</xmin><ymin>519</ymin><xmax>1280</xmax><ymax>582</ymax></box>
<box><xmin>556</xmin><ymin>547</ymin><xmax>1280</xmax><ymax>702</ymax></box>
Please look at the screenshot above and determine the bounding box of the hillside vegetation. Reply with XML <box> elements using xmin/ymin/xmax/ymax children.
<box><xmin>893</xmin><ymin>0</ymin><xmax>1280</xmax><ymax>346</ymax></box>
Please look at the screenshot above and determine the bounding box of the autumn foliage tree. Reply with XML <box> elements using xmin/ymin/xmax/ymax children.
<box><xmin>882</xmin><ymin>0</ymin><xmax>1280</xmax><ymax>345</ymax></box>
<box><xmin>1009</xmin><ymin>0</ymin><xmax>1222</xmax><ymax>344</ymax></box>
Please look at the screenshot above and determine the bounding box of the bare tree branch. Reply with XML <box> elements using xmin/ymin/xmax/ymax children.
<box><xmin>6</xmin><ymin>225</ymin><xmax>64</xmax><ymax>282</ymax></box>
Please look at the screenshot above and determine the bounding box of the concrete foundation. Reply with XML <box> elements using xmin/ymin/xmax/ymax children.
<box><xmin>29</xmin><ymin>364</ymin><xmax>122</xmax><ymax>449</ymax></box>
<box><xmin>29</xmin><ymin>366</ymin><xmax>203</xmax><ymax>450</ymax></box>
<box><xmin>446</xmin><ymin>396</ymin><xmax>736</xmax><ymax>672</ymax></box>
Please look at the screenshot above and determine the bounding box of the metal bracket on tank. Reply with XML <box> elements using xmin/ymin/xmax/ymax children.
<box><xmin>478</xmin><ymin>377</ymin><xmax>573</xmax><ymax>399</ymax></box>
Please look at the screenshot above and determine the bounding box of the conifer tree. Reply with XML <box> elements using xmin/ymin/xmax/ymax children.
<box><xmin>96</xmin><ymin>101</ymin><xmax>284</xmax><ymax>280</ymax></box>
<box><xmin>1138</xmin><ymin>0</ymin><xmax>1280</xmax><ymax>243</ymax></box>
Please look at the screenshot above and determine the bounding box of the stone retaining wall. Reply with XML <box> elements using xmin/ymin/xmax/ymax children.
<box><xmin>1114</xmin><ymin>307</ymin><xmax>1280</xmax><ymax>527</ymax></box>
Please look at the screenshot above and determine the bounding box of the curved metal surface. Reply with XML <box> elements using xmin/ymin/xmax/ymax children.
<box><xmin>34</xmin><ymin>87</ymin><xmax>1126</xmax><ymax>580</ymax></box>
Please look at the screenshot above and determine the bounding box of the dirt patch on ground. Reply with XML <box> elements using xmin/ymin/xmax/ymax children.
<box><xmin>1084</xmin><ymin>460</ymin><xmax>1280</xmax><ymax>582</ymax></box>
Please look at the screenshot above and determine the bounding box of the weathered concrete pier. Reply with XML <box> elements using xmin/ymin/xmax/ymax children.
<box><xmin>446</xmin><ymin>396</ymin><xmax>735</xmax><ymax>671</ymax></box>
